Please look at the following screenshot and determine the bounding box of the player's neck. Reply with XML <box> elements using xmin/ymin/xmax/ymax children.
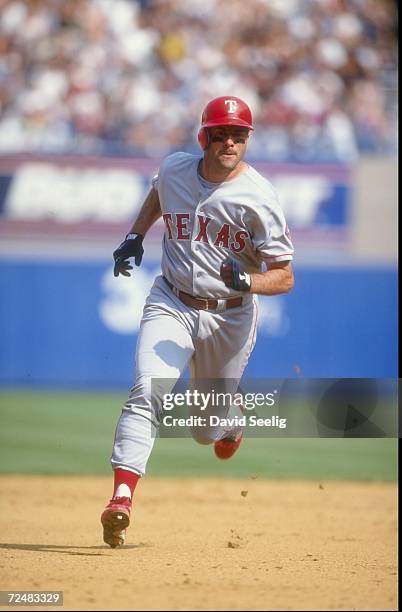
<box><xmin>199</xmin><ymin>159</ymin><xmax>247</xmax><ymax>183</ymax></box>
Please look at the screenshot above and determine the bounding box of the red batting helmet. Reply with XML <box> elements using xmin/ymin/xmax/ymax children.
<box><xmin>197</xmin><ymin>96</ymin><xmax>253</xmax><ymax>150</ymax></box>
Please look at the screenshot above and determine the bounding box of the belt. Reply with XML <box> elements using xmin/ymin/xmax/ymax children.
<box><xmin>163</xmin><ymin>277</ymin><xmax>243</xmax><ymax>311</ymax></box>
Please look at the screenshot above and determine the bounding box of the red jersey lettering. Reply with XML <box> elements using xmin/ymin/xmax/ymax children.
<box><xmin>213</xmin><ymin>223</ymin><xmax>230</xmax><ymax>248</ymax></box>
<box><xmin>176</xmin><ymin>213</ymin><xmax>191</xmax><ymax>240</ymax></box>
<box><xmin>163</xmin><ymin>213</ymin><xmax>173</xmax><ymax>239</ymax></box>
<box><xmin>230</xmin><ymin>230</ymin><xmax>249</xmax><ymax>253</ymax></box>
<box><xmin>194</xmin><ymin>215</ymin><xmax>211</xmax><ymax>243</ymax></box>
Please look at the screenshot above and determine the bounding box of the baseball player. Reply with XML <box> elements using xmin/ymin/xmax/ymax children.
<box><xmin>101</xmin><ymin>96</ymin><xmax>294</xmax><ymax>548</ymax></box>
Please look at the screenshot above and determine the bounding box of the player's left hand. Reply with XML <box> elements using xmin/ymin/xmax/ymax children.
<box><xmin>220</xmin><ymin>257</ymin><xmax>251</xmax><ymax>292</ymax></box>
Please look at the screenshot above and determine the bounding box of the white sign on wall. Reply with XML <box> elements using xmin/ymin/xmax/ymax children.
<box><xmin>5</xmin><ymin>163</ymin><xmax>145</xmax><ymax>222</ymax></box>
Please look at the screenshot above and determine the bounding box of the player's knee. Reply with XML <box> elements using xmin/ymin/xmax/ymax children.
<box><xmin>125</xmin><ymin>379</ymin><xmax>158</xmax><ymax>416</ymax></box>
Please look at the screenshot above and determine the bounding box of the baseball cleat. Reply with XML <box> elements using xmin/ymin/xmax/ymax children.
<box><xmin>214</xmin><ymin>431</ymin><xmax>243</xmax><ymax>460</ymax></box>
<box><xmin>101</xmin><ymin>496</ymin><xmax>131</xmax><ymax>548</ymax></box>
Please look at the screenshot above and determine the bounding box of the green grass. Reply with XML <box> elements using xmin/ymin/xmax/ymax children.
<box><xmin>0</xmin><ymin>390</ymin><xmax>397</xmax><ymax>481</ymax></box>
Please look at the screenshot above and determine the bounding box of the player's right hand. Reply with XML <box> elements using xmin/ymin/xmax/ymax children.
<box><xmin>113</xmin><ymin>233</ymin><xmax>144</xmax><ymax>277</ymax></box>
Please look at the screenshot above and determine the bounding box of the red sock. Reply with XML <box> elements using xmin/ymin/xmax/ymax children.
<box><xmin>113</xmin><ymin>468</ymin><xmax>140</xmax><ymax>500</ymax></box>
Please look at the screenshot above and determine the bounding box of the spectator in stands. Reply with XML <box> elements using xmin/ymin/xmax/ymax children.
<box><xmin>0</xmin><ymin>0</ymin><xmax>397</xmax><ymax>161</ymax></box>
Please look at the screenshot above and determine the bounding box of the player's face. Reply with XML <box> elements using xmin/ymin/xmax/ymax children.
<box><xmin>206</xmin><ymin>126</ymin><xmax>250</xmax><ymax>172</ymax></box>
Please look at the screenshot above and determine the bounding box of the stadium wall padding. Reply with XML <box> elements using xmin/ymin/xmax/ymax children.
<box><xmin>0</xmin><ymin>260</ymin><xmax>397</xmax><ymax>387</ymax></box>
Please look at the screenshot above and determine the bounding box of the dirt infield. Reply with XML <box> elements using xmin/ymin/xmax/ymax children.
<box><xmin>0</xmin><ymin>476</ymin><xmax>397</xmax><ymax>611</ymax></box>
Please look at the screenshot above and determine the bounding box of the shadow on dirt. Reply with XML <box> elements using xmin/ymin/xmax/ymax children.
<box><xmin>0</xmin><ymin>542</ymin><xmax>152</xmax><ymax>556</ymax></box>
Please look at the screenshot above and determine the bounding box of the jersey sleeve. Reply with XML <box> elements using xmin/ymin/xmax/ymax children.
<box><xmin>251</xmin><ymin>193</ymin><xmax>294</xmax><ymax>263</ymax></box>
<box><xmin>150</xmin><ymin>152</ymin><xmax>183</xmax><ymax>192</ymax></box>
<box><xmin>151</xmin><ymin>172</ymin><xmax>159</xmax><ymax>191</ymax></box>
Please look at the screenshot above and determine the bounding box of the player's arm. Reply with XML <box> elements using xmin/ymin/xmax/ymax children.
<box><xmin>221</xmin><ymin>199</ymin><xmax>295</xmax><ymax>295</ymax></box>
<box><xmin>113</xmin><ymin>188</ymin><xmax>162</xmax><ymax>277</ymax></box>
<box><xmin>127</xmin><ymin>187</ymin><xmax>162</xmax><ymax>236</ymax></box>
<box><xmin>220</xmin><ymin>259</ymin><xmax>294</xmax><ymax>296</ymax></box>
<box><xmin>249</xmin><ymin>260</ymin><xmax>294</xmax><ymax>295</ymax></box>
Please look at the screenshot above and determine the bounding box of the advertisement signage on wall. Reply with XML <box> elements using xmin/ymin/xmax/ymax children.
<box><xmin>0</xmin><ymin>155</ymin><xmax>351</xmax><ymax>245</ymax></box>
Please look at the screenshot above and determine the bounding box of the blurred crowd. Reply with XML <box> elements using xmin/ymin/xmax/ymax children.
<box><xmin>0</xmin><ymin>0</ymin><xmax>398</xmax><ymax>161</ymax></box>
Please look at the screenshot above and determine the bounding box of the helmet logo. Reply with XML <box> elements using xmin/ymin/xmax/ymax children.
<box><xmin>224</xmin><ymin>99</ymin><xmax>237</xmax><ymax>113</ymax></box>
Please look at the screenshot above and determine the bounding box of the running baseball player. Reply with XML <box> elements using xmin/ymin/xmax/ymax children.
<box><xmin>101</xmin><ymin>96</ymin><xmax>294</xmax><ymax>548</ymax></box>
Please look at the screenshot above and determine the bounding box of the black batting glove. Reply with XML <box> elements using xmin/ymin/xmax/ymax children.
<box><xmin>220</xmin><ymin>257</ymin><xmax>252</xmax><ymax>292</ymax></box>
<box><xmin>113</xmin><ymin>233</ymin><xmax>144</xmax><ymax>277</ymax></box>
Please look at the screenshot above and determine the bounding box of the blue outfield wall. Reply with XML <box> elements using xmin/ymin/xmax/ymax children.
<box><xmin>0</xmin><ymin>259</ymin><xmax>397</xmax><ymax>388</ymax></box>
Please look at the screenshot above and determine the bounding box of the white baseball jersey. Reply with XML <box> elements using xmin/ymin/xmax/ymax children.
<box><xmin>152</xmin><ymin>152</ymin><xmax>294</xmax><ymax>298</ymax></box>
